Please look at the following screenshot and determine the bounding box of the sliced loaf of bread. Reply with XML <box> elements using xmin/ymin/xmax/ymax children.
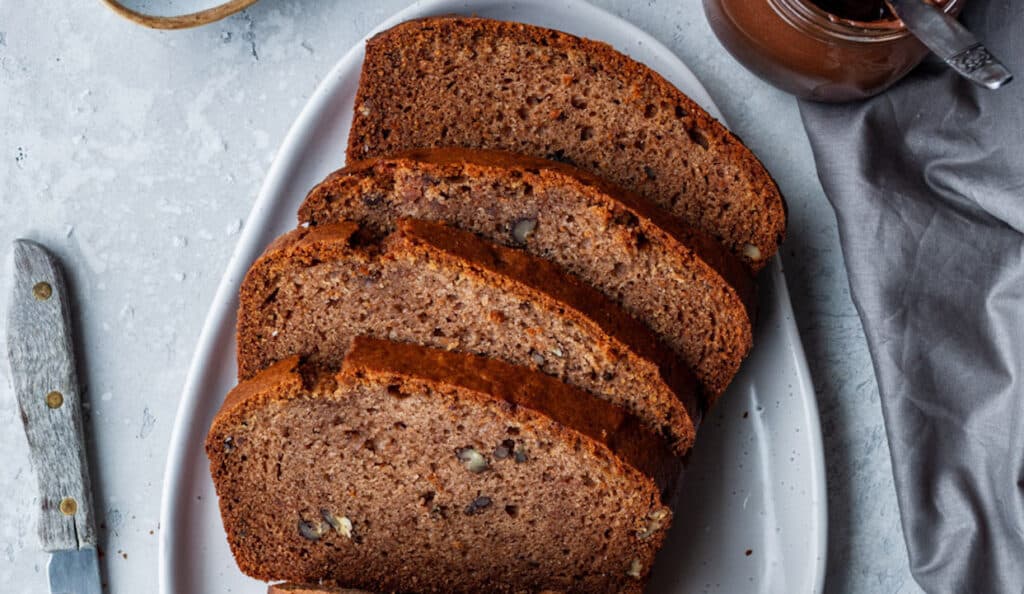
<box><xmin>347</xmin><ymin>16</ymin><xmax>786</xmax><ymax>271</ymax></box>
<box><xmin>237</xmin><ymin>219</ymin><xmax>699</xmax><ymax>454</ymax></box>
<box><xmin>208</xmin><ymin>338</ymin><xmax>679</xmax><ymax>593</ymax></box>
<box><xmin>299</xmin><ymin>148</ymin><xmax>753</xmax><ymax>401</ymax></box>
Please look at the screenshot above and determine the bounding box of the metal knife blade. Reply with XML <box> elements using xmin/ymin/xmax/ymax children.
<box><xmin>48</xmin><ymin>549</ymin><xmax>102</xmax><ymax>594</ymax></box>
<box><xmin>7</xmin><ymin>239</ymin><xmax>102</xmax><ymax>594</ymax></box>
<box><xmin>886</xmin><ymin>0</ymin><xmax>1012</xmax><ymax>89</ymax></box>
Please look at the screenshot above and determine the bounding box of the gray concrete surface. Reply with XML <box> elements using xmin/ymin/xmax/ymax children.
<box><xmin>0</xmin><ymin>1</ymin><xmax>919</xmax><ymax>591</ymax></box>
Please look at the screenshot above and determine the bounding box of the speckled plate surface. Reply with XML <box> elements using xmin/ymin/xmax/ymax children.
<box><xmin>158</xmin><ymin>1</ymin><xmax>827</xmax><ymax>592</ymax></box>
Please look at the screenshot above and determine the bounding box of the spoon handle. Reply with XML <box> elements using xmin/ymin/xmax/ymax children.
<box><xmin>886</xmin><ymin>0</ymin><xmax>1012</xmax><ymax>89</ymax></box>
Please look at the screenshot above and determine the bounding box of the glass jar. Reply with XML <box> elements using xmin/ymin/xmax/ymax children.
<box><xmin>703</xmin><ymin>0</ymin><xmax>965</xmax><ymax>102</ymax></box>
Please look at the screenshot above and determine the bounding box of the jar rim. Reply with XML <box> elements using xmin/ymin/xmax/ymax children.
<box><xmin>769</xmin><ymin>0</ymin><xmax>961</xmax><ymax>43</ymax></box>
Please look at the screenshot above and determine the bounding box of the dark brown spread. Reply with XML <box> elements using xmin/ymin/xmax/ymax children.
<box><xmin>811</xmin><ymin>0</ymin><xmax>893</xmax><ymax>22</ymax></box>
<box><xmin>704</xmin><ymin>0</ymin><xmax>963</xmax><ymax>102</ymax></box>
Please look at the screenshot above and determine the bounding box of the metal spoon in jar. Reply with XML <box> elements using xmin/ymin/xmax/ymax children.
<box><xmin>885</xmin><ymin>0</ymin><xmax>1012</xmax><ymax>89</ymax></box>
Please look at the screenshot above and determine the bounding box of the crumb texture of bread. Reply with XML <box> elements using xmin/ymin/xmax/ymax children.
<box><xmin>236</xmin><ymin>219</ymin><xmax>699</xmax><ymax>454</ymax></box>
<box><xmin>209</xmin><ymin>338</ymin><xmax>676</xmax><ymax>594</ymax></box>
<box><xmin>269</xmin><ymin>584</ymin><xmax>375</xmax><ymax>594</ymax></box>
<box><xmin>347</xmin><ymin>16</ymin><xmax>786</xmax><ymax>271</ymax></box>
<box><xmin>299</xmin><ymin>148</ymin><xmax>753</xmax><ymax>401</ymax></box>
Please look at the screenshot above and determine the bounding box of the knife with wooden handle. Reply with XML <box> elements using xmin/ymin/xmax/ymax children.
<box><xmin>6</xmin><ymin>239</ymin><xmax>102</xmax><ymax>594</ymax></box>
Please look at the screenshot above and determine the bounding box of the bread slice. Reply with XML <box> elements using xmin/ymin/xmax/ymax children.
<box><xmin>208</xmin><ymin>338</ymin><xmax>679</xmax><ymax>593</ymax></box>
<box><xmin>300</xmin><ymin>148</ymin><xmax>753</xmax><ymax>401</ymax></box>
<box><xmin>268</xmin><ymin>584</ymin><xmax>563</xmax><ymax>594</ymax></box>
<box><xmin>347</xmin><ymin>16</ymin><xmax>786</xmax><ymax>271</ymax></box>
<box><xmin>269</xmin><ymin>585</ymin><xmax>372</xmax><ymax>594</ymax></box>
<box><xmin>237</xmin><ymin>219</ymin><xmax>699</xmax><ymax>454</ymax></box>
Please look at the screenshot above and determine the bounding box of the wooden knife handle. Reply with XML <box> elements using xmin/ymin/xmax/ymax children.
<box><xmin>7</xmin><ymin>240</ymin><xmax>97</xmax><ymax>551</ymax></box>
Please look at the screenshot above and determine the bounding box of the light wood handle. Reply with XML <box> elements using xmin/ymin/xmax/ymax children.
<box><xmin>7</xmin><ymin>240</ymin><xmax>97</xmax><ymax>551</ymax></box>
<box><xmin>98</xmin><ymin>0</ymin><xmax>260</xmax><ymax>30</ymax></box>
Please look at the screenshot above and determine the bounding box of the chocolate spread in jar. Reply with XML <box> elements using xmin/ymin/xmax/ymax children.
<box><xmin>811</xmin><ymin>0</ymin><xmax>894</xmax><ymax>21</ymax></box>
<box><xmin>703</xmin><ymin>0</ymin><xmax>963</xmax><ymax>101</ymax></box>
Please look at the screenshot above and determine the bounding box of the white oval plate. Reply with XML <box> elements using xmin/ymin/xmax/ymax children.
<box><xmin>158</xmin><ymin>1</ymin><xmax>827</xmax><ymax>592</ymax></box>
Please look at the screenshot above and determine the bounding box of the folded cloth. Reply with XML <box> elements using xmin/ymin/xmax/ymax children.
<box><xmin>798</xmin><ymin>3</ymin><xmax>1024</xmax><ymax>592</ymax></box>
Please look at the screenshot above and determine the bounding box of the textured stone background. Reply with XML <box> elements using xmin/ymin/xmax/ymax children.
<box><xmin>0</xmin><ymin>0</ymin><xmax>918</xmax><ymax>592</ymax></box>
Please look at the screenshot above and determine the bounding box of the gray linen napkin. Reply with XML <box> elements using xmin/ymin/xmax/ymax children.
<box><xmin>797</xmin><ymin>2</ymin><xmax>1024</xmax><ymax>592</ymax></box>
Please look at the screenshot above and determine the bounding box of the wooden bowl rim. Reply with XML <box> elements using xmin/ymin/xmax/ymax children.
<box><xmin>98</xmin><ymin>0</ymin><xmax>259</xmax><ymax>30</ymax></box>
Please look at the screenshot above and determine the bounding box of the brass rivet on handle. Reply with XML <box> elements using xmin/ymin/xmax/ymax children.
<box><xmin>46</xmin><ymin>391</ymin><xmax>64</xmax><ymax>409</ymax></box>
<box><xmin>33</xmin><ymin>281</ymin><xmax>52</xmax><ymax>301</ymax></box>
<box><xmin>59</xmin><ymin>497</ymin><xmax>77</xmax><ymax>516</ymax></box>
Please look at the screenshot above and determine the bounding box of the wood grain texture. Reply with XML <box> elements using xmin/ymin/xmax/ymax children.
<box><xmin>97</xmin><ymin>0</ymin><xmax>260</xmax><ymax>30</ymax></box>
<box><xmin>6</xmin><ymin>239</ymin><xmax>97</xmax><ymax>551</ymax></box>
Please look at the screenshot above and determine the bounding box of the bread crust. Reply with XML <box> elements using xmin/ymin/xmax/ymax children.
<box><xmin>302</xmin><ymin>147</ymin><xmax>756</xmax><ymax>316</ymax></box>
<box><xmin>268</xmin><ymin>585</ymin><xmax>374</xmax><ymax>594</ymax></box>
<box><xmin>214</xmin><ymin>336</ymin><xmax>683</xmax><ymax>492</ymax></box>
<box><xmin>236</xmin><ymin>219</ymin><xmax>700</xmax><ymax>454</ymax></box>
<box><xmin>348</xmin><ymin>16</ymin><xmax>787</xmax><ymax>271</ymax></box>
<box><xmin>208</xmin><ymin>339</ymin><xmax>677</xmax><ymax>593</ymax></box>
<box><xmin>343</xmin><ymin>337</ymin><xmax>682</xmax><ymax>492</ymax></box>
<box><xmin>299</xmin><ymin>149</ymin><xmax>753</xmax><ymax>402</ymax></box>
